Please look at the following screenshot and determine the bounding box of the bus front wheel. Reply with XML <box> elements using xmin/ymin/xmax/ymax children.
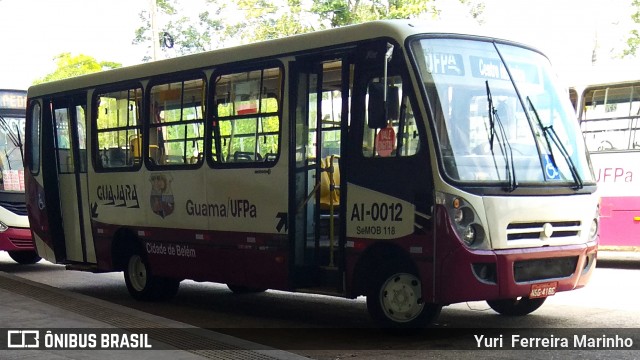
<box><xmin>367</xmin><ymin>269</ymin><xmax>441</xmax><ymax>328</ymax></box>
<box><xmin>8</xmin><ymin>250</ymin><xmax>42</xmax><ymax>265</ymax></box>
<box><xmin>124</xmin><ymin>251</ymin><xmax>180</xmax><ymax>301</ymax></box>
<box><xmin>487</xmin><ymin>296</ymin><xmax>546</xmax><ymax>316</ymax></box>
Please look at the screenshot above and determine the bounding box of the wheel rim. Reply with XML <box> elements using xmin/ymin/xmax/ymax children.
<box><xmin>379</xmin><ymin>273</ymin><xmax>424</xmax><ymax>323</ymax></box>
<box><xmin>127</xmin><ymin>255</ymin><xmax>147</xmax><ymax>292</ymax></box>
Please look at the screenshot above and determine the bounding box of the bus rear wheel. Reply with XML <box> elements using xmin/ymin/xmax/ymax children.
<box><xmin>8</xmin><ymin>250</ymin><xmax>42</xmax><ymax>265</ymax></box>
<box><xmin>487</xmin><ymin>296</ymin><xmax>546</xmax><ymax>316</ymax></box>
<box><xmin>367</xmin><ymin>269</ymin><xmax>441</xmax><ymax>328</ymax></box>
<box><xmin>124</xmin><ymin>251</ymin><xmax>180</xmax><ymax>301</ymax></box>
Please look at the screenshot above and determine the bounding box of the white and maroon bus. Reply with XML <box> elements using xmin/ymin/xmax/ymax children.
<box><xmin>25</xmin><ymin>21</ymin><xmax>598</xmax><ymax>328</ymax></box>
<box><xmin>0</xmin><ymin>89</ymin><xmax>40</xmax><ymax>264</ymax></box>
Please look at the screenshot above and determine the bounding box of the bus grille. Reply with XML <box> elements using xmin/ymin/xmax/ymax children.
<box><xmin>0</xmin><ymin>201</ymin><xmax>28</xmax><ymax>216</ymax></box>
<box><xmin>514</xmin><ymin>256</ymin><xmax>578</xmax><ymax>282</ymax></box>
<box><xmin>506</xmin><ymin>221</ymin><xmax>581</xmax><ymax>241</ymax></box>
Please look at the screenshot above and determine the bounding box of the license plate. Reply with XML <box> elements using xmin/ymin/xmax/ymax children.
<box><xmin>529</xmin><ymin>282</ymin><xmax>558</xmax><ymax>298</ymax></box>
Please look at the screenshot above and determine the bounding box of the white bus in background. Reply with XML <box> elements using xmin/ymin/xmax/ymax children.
<box><xmin>0</xmin><ymin>89</ymin><xmax>40</xmax><ymax>264</ymax></box>
<box><xmin>575</xmin><ymin>79</ymin><xmax>640</xmax><ymax>249</ymax></box>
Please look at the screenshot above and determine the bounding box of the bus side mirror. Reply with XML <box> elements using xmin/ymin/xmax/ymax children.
<box><xmin>367</xmin><ymin>83</ymin><xmax>400</xmax><ymax>129</ymax></box>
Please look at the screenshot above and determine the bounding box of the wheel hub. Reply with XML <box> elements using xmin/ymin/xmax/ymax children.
<box><xmin>381</xmin><ymin>273</ymin><xmax>424</xmax><ymax>322</ymax></box>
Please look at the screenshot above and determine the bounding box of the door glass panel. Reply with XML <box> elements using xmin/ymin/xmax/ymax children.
<box><xmin>53</xmin><ymin>107</ymin><xmax>73</xmax><ymax>174</ymax></box>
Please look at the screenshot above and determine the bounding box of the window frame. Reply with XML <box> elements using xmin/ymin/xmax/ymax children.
<box><xmin>208</xmin><ymin>62</ymin><xmax>284</xmax><ymax>169</ymax></box>
<box><xmin>146</xmin><ymin>72</ymin><xmax>208</xmax><ymax>170</ymax></box>
<box><xmin>92</xmin><ymin>83</ymin><xmax>144</xmax><ymax>173</ymax></box>
<box><xmin>27</xmin><ymin>101</ymin><xmax>41</xmax><ymax>176</ymax></box>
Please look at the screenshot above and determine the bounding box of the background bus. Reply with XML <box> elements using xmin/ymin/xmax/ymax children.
<box><xmin>25</xmin><ymin>21</ymin><xmax>598</xmax><ymax>328</ymax></box>
<box><xmin>576</xmin><ymin>79</ymin><xmax>640</xmax><ymax>249</ymax></box>
<box><xmin>0</xmin><ymin>89</ymin><xmax>40</xmax><ymax>264</ymax></box>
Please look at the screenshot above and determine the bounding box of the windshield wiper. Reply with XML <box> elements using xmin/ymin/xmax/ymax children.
<box><xmin>527</xmin><ymin>97</ymin><xmax>583</xmax><ymax>190</ymax></box>
<box><xmin>486</xmin><ymin>81</ymin><xmax>517</xmax><ymax>192</ymax></box>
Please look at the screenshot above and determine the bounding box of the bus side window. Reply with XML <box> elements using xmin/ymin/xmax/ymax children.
<box><xmin>363</xmin><ymin>76</ymin><xmax>420</xmax><ymax>158</ymax></box>
<box><xmin>149</xmin><ymin>77</ymin><xmax>205</xmax><ymax>167</ymax></box>
<box><xmin>94</xmin><ymin>87</ymin><xmax>142</xmax><ymax>170</ymax></box>
<box><xmin>212</xmin><ymin>66</ymin><xmax>282</xmax><ymax>165</ymax></box>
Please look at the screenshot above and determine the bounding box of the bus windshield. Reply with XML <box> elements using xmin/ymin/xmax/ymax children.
<box><xmin>410</xmin><ymin>38</ymin><xmax>594</xmax><ymax>188</ymax></box>
<box><xmin>0</xmin><ymin>115</ymin><xmax>25</xmax><ymax>192</ymax></box>
<box><xmin>0</xmin><ymin>89</ymin><xmax>26</xmax><ymax>193</ymax></box>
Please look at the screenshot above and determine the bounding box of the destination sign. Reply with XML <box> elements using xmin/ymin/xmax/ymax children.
<box><xmin>421</xmin><ymin>50</ymin><xmax>541</xmax><ymax>86</ymax></box>
<box><xmin>0</xmin><ymin>91</ymin><xmax>27</xmax><ymax>110</ymax></box>
<box><xmin>469</xmin><ymin>56</ymin><xmax>540</xmax><ymax>84</ymax></box>
<box><xmin>424</xmin><ymin>52</ymin><xmax>465</xmax><ymax>76</ymax></box>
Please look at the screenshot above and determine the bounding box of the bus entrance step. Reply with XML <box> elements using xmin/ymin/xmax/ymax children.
<box><xmin>294</xmin><ymin>286</ymin><xmax>343</xmax><ymax>297</ymax></box>
<box><xmin>65</xmin><ymin>263</ymin><xmax>100</xmax><ymax>272</ymax></box>
<box><xmin>317</xmin><ymin>265</ymin><xmax>341</xmax><ymax>286</ymax></box>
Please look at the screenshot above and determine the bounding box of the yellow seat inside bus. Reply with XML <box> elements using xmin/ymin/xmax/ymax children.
<box><xmin>130</xmin><ymin>134</ymin><xmax>161</xmax><ymax>165</ymax></box>
<box><xmin>319</xmin><ymin>156</ymin><xmax>340</xmax><ymax>211</ymax></box>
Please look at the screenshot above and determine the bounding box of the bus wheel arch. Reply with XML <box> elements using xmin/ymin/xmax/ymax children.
<box><xmin>352</xmin><ymin>242</ymin><xmax>417</xmax><ymax>296</ymax></box>
<box><xmin>7</xmin><ymin>250</ymin><xmax>42</xmax><ymax>265</ymax></box>
<box><xmin>353</xmin><ymin>242</ymin><xmax>441</xmax><ymax>328</ymax></box>
<box><xmin>111</xmin><ymin>228</ymin><xmax>138</xmax><ymax>271</ymax></box>
<box><xmin>113</xmin><ymin>229</ymin><xmax>180</xmax><ymax>301</ymax></box>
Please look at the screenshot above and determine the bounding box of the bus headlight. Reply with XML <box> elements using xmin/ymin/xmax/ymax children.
<box><xmin>437</xmin><ymin>192</ymin><xmax>487</xmax><ymax>249</ymax></box>
<box><xmin>589</xmin><ymin>217</ymin><xmax>598</xmax><ymax>241</ymax></box>
<box><xmin>0</xmin><ymin>222</ymin><xmax>7</xmax><ymax>232</ymax></box>
<box><xmin>589</xmin><ymin>206</ymin><xmax>599</xmax><ymax>242</ymax></box>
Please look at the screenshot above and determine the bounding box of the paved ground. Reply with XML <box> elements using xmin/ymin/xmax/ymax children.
<box><xmin>0</xmin><ymin>271</ymin><xmax>308</xmax><ymax>360</ymax></box>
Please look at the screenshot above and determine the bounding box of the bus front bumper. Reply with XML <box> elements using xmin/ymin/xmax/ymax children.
<box><xmin>0</xmin><ymin>227</ymin><xmax>35</xmax><ymax>252</ymax></box>
<box><xmin>436</xmin><ymin>241</ymin><xmax>598</xmax><ymax>305</ymax></box>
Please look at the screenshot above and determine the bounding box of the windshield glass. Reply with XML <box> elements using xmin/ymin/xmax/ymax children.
<box><xmin>410</xmin><ymin>38</ymin><xmax>595</xmax><ymax>187</ymax></box>
<box><xmin>0</xmin><ymin>115</ymin><xmax>25</xmax><ymax>192</ymax></box>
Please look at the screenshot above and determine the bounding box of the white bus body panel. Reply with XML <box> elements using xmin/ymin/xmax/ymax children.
<box><xmin>0</xmin><ymin>206</ymin><xmax>28</xmax><ymax>228</ymax></box>
<box><xmin>483</xmin><ymin>194</ymin><xmax>598</xmax><ymax>249</ymax></box>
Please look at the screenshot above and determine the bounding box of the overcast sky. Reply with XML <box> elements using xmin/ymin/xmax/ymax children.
<box><xmin>0</xmin><ymin>0</ymin><xmax>636</xmax><ymax>89</ymax></box>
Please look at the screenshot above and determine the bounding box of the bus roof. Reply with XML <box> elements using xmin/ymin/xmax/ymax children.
<box><xmin>27</xmin><ymin>20</ymin><xmax>534</xmax><ymax>98</ymax></box>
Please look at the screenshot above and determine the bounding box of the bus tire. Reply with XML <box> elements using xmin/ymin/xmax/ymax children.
<box><xmin>8</xmin><ymin>250</ymin><xmax>42</xmax><ymax>265</ymax></box>
<box><xmin>366</xmin><ymin>268</ymin><xmax>441</xmax><ymax>328</ymax></box>
<box><xmin>124</xmin><ymin>250</ymin><xmax>180</xmax><ymax>301</ymax></box>
<box><xmin>486</xmin><ymin>296</ymin><xmax>546</xmax><ymax>316</ymax></box>
<box><xmin>227</xmin><ymin>284</ymin><xmax>267</xmax><ymax>294</ymax></box>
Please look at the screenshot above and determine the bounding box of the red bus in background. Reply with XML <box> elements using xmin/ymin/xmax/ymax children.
<box><xmin>0</xmin><ymin>89</ymin><xmax>40</xmax><ymax>264</ymax></box>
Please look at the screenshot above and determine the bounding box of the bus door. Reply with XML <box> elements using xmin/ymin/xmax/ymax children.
<box><xmin>43</xmin><ymin>96</ymin><xmax>94</xmax><ymax>264</ymax></box>
<box><xmin>291</xmin><ymin>56</ymin><xmax>351</xmax><ymax>291</ymax></box>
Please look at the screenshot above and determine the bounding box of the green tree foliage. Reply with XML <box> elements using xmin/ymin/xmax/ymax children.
<box><xmin>33</xmin><ymin>53</ymin><xmax>121</xmax><ymax>85</ymax></box>
<box><xmin>134</xmin><ymin>0</ymin><xmax>488</xmax><ymax>58</ymax></box>
<box><xmin>133</xmin><ymin>0</ymin><xmax>234</xmax><ymax>61</ymax></box>
<box><xmin>311</xmin><ymin>0</ymin><xmax>436</xmax><ymax>28</ymax></box>
<box><xmin>624</xmin><ymin>0</ymin><xmax>640</xmax><ymax>57</ymax></box>
<box><xmin>134</xmin><ymin>0</ymin><xmax>452</xmax><ymax>58</ymax></box>
<box><xmin>458</xmin><ymin>0</ymin><xmax>486</xmax><ymax>24</ymax></box>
